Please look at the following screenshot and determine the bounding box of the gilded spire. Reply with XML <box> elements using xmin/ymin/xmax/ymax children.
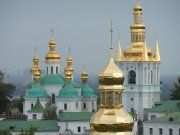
<box><xmin>81</xmin><ymin>65</ymin><xmax>88</xmax><ymax>83</ymax></box>
<box><xmin>30</xmin><ymin>47</ymin><xmax>42</xmax><ymax>74</ymax></box>
<box><xmin>45</xmin><ymin>29</ymin><xmax>60</xmax><ymax>62</ymax></box>
<box><xmin>109</xmin><ymin>20</ymin><xmax>113</xmax><ymax>58</ymax></box>
<box><xmin>154</xmin><ymin>40</ymin><xmax>161</xmax><ymax>62</ymax></box>
<box><xmin>142</xmin><ymin>41</ymin><xmax>148</xmax><ymax>61</ymax></box>
<box><xmin>116</xmin><ymin>33</ymin><xmax>123</xmax><ymax>61</ymax></box>
<box><xmin>90</xmin><ymin>24</ymin><xmax>133</xmax><ymax>134</ymax></box>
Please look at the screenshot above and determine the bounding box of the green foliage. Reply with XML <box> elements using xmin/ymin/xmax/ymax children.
<box><xmin>18</xmin><ymin>125</ymin><xmax>38</xmax><ymax>135</ymax></box>
<box><xmin>0</xmin><ymin>130</ymin><xmax>12</xmax><ymax>135</ymax></box>
<box><xmin>43</xmin><ymin>96</ymin><xmax>57</xmax><ymax>120</ymax></box>
<box><xmin>170</xmin><ymin>77</ymin><xmax>180</xmax><ymax>100</ymax></box>
<box><xmin>0</xmin><ymin>81</ymin><xmax>15</xmax><ymax>114</ymax></box>
<box><xmin>12</xmin><ymin>96</ymin><xmax>25</xmax><ymax>113</ymax></box>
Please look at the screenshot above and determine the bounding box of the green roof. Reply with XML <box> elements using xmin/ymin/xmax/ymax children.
<box><xmin>58</xmin><ymin>83</ymin><xmax>80</xmax><ymax>98</ymax></box>
<box><xmin>26</xmin><ymin>82</ymin><xmax>47</xmax><ymax>98</ymax></box>
<box><xmin>28</xmin><ymin>98</ymin><xmax>44</xmax><ymax>113</ymax></box>
<box><xmin>57</xmin><ymin>112</ymin><xmax>94</xmax><ymax>121</ymax></box>
<box><xmin>148</xmin><ymin>100</ymin><xmax>180</xmax><ymax>113</ymax></box>
<box><xmin>40</xmin><ymin>74</ymin><xmax>65</xmax><ymax>85</ymax></box>
<box><xmin>144</xmin><ymin>112</ymin><xmax>180</xmax><ymax>124</ymax></box>
<box><xmin>81</xmin><ymin>83</ymin><xmax>96</xmax><ymax>98</ymax></box>
<box><xmin>0</xmin><ymin>120</ymin><xmax>59</xmax><ymax>132</ymax></box>
<box><xmin>71</xmin><ymin>81</ymin><xmax>82</xmax><ymax>88</ymax></box>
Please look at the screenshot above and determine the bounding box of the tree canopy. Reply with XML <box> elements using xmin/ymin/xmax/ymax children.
<box><xmin>170</xmin><ymin>77</ymin><xmax>180</xmax><ymax>100</ymax></box>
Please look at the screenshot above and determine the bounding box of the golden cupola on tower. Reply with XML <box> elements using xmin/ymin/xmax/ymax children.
<box><xmin>122</xmin><ymin>3</ymin><xmax>153</xmax><ymax>61</ymax></box>
<box><xmin>90</xmin><ymin>22</ymin><xmax>134</xmax><ymax>135</ymax></box>
<box><xmin>45</xmin><ymin>29</ymin><xmax>60</xmax><ymax>62</ymax></box>
<box><xmin>30</xmin><ymin>48</ymin><xmax>42</xmax><ymax>74</ymax></box>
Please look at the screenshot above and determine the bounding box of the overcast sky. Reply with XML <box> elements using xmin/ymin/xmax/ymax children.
<box><xmin>0</xmin><ymin>0</ymin><xmax>180</xmax><ymax>75</ymax></box>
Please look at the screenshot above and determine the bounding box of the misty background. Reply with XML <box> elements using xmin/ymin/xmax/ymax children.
<box><xmin>0</xmin><ymin>0</ymin><xmax>180</xmax><ymax>98</ymax></box>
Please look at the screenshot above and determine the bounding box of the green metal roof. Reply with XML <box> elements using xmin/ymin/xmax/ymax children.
<box><xmin>58</xmin><ymin>83</ymin><xmax>80</xmax><ymax>98</ymax></box>
<box><xmin>40</xmin><ymin>74</ymin><xmax>65</xmax><ymax>85</ymax></box>
<box><xmin>57</xmin><ymin>112</ymin><xmax>94</xmax><ymax>121</ymax></box>
<box><xmin>71</xmin><ymin>81</ymin><xmax>82</xmax><ymax>88</ymax></box>
<box><xmin>28</xmin><ymin>98</ymin><xmax>44</xmax><ymax>113</ymax></box>
<box><xmin>144</xmin><ymin>112</ymin><xmax>180</xmax><ymax>124</ymax></box>
<box><xmin>26</xmin><ymin>82</ymin><xmax>47</xmax><ymax>98</ymax></box>
<box><xmin>81</xmin><ymin>83</ymin><xmax>96</xmax><ymax>98</ymax></box>
<box><xmin>148</xmin><ymin>100</ymin><xmax>180</xmax><ymax>113</ymax></box>
<box><xmin>0</xmin><ymin>120</ymin><xmax>59</xmax><ymax>132</ymax></box>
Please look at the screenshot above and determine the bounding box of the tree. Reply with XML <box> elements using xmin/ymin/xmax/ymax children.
<box><xmin>18</xmin><ymin>125</ymin><xmax>38</xmax><ymax>135</ymax></box>
<box><xmin>170</xmin><ymin>77</ymin><xmax>180</xmax><ymax>100</ymax></box>
<box><xmin>0</xmin><ymin>81</ymin><xmax>15</xmax><ymax>114</ymax></box>
<box><xmin>0</xmin><ymin>130</ymin><xmax>12</xmax><ymax>135</ymax></box>
<box><xmin>11</xmin><ymin>96</ymin><xmax>25</xmax><ymax>113</ymax></box>
<box><xmin>43</xmin><ymin>96</ymin><xmax>57</xmax><ymax>120</ymax></box>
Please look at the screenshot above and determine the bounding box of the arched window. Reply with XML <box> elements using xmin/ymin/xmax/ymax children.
<box><xmin>144</xmin><ymin>67</ymin><xmax>146</xmax><ymax>84</ymax></box>
<box><xmin>52</xmin><ymin>93</ymin><xmax>55</xmax><ymax>103</ymax></box>
<box><xmin>31</xmin><ymin>103</ymin><xmax>33</xmax><ymax>109</ymax></box>
<box><xmin>33</xmin><ymin>114</ymin><xmax>37</xmax><ymax>119</ymax></box>
<box><xmin>51</xmin><ymin>66</ymin><xmax>53</xmax><ymax>74</ymax></box>
<box><xmin>64</xmin><ymin>103</ymin><xmax>67</xmax><ymax>110</ymax></box>
<box><xmin>56</xmin><ymin>66</ymin><xmax>58</xmax><ymax>74</ymax></box>
<box><xmin>47</xmin><ymin>67</ymin><xmax>48</xmax><ymax>74</ymax></box>
<box><xmin>157</xmin><ymin>67</ymin><xmax>159</xmax><ymax>84</ymax></box>
<box><xmin>83</xmin><ymin>103</ymin><xmax>86</xmax><ymax>109</ymax></box>
<box><xmin>128</xmin><ymin>70</ymin><xmax>136</xmax><ymax>84</ymax></box>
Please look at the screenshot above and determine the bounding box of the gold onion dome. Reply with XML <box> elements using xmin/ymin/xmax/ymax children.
<box><xmin>90</xmin><ymin>22</ymin><xmax>133</xmax><ymax>134</ymax></box>
<box><xmin>45</xmin><ymin>30</ymin><xmax>60</xmax><ymax>62</ymax></box>
<box><xmin>30</xmin><ymin>48</ymin><xmax>42</xmax><ymax>74</ymax></box>
<box><xmin>34</xmin><ymin>70</ymin><xmax>41</xmax><ymax>83</ymax></box>
<box><xmin>64</xmin><ymin>47</ymin><xmax>74</xmax><ymax>74</ymax></box>
<box><xmin>81</xmin><ymin>67</ymin><xmax>88</xmax><ymax>83</ymax></box>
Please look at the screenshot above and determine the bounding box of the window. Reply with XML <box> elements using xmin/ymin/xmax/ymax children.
<box><xmin>76</xmin><ymin>102</ymin><xmax>78</xmax><ymax>108</ymax></box>
<box><xmin>31</xmin><ymin>103</ymin><xmax>33</xmax><ymax>109</ymax></box>
<box><xmin>52</xmin><ymin>94</ymin><xmax>55</xmax><ymax>103</ymax></box>
<box><xmin>92</xmin><ymin>101</ymin><xmax>94</xmax><ymax>106</ymax></box>
<box><xmin>83</xmin><ymin>103</ymin><xmax>86</xmax><ymax>109</ymax></box>
<box><xmin>47</xmin><ymin>67</ymin><xmax>48</xmax><ymax>74</ymax></box>
<box><xmin>78</xmin><ymin>126</ymin><xmax>81</xmax><ymax>132</ymax></box>
<box><xmin>64</xmin><ymin>103</ymin><xmax>67</xmax><ymax>110</ymax></box>
<box><xmin>51</xmin><ymin>66</ymin><xmax>53</xmax><ymax>74</ymax></box>
<box><xmin>33</xmin><ymin>114</ymin><xmax>37</xmax><ymax>119</ymax></box>
<box><xmin>150</xmin><ymin>115</ymin><xmax>156</xmax><ymax>120</ymax></box>
<box><xmin>169</xmin><ymin>129</ymin><xmax>173</xmax><ymax>135</ymax></box>
<box><xmin>144</xmin><ymin>67</ymin><xmax>146</xmax><ymax>84</ymax></box>
<box><xmin>56</xmin><ymin>66</ymin><xmax>58</xmax><ymax>74</ymax></box>
<box><xmin>130</xmin><ymin>108</ymin><xmax>134</xmax><ymax>113</ymax></box>
<box><xmin>159</xmin><ymin>128</ymin><xmax>163</xmax><ymax>135</ymax></box>
<box><xmin>128</xmin><ymin>70</ymin><xmax>136</xmax><ymax>84</ymax></box>
<box><xmin>149</xmin><ymin>128</ymin><xmax>153</xmax><ymax>135</ymax></box>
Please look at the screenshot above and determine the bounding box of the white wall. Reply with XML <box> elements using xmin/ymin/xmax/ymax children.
<box><xmin>143</xmin><ymin>122</ymin><xmax>180</xmax><ymax>135</ymax></box>
<box><xmin>58</xmin><ymin>121</ymin><xmax>90</xmax><ymax>134</ymax></box>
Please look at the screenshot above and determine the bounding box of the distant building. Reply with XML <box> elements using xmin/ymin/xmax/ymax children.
<box><xmin>143</xmin><ymin>100</ymin><xmax>180</xmax><ymax>135</ymax></box>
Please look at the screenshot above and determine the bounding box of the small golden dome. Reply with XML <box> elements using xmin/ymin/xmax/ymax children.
<box><xmin>45</xmin><ymin>37</ymin><xmax>60</xmax><ymax>62</ymax></box>
<box><xmin>133</xmin><ymin>3</ymin><xmax>142</xmax><ymax>11</ymax></box>
<box><xmin>81</xmin><ymin>70</ymin><xmax>88</xmax><ymax>83</ymax></box>
<box><xmin>99</xmin><ymin>57</ymin><xmax>124</xmax><ymax>85</ymax></box>
<box><xmin>34</xmin><ymin>70</ymin><xmax>41</xmax><ymax>82</ymax></box>
<box><xmin>64</xmin><ymin>68</ymin><xmax>72</xmax><ymax>83</ymax></box>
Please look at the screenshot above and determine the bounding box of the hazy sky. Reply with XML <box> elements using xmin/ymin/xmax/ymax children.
<box><xmin>0</xmin><ymin>0</ymin><xmax>180</xmax><ymax>75</ymax></box>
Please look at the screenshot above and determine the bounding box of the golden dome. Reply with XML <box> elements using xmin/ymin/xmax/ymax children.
<box><xmin>34</xmin><ymin>70</ymin><xmax>41</xmax><ymax>82</ymax></box>
<box><xmin>99</xmin><ymin>57</ymin><xmax>124</xmax><ymax>85</ymax></box>
<box><xmin>133</xmin><ymin>3</ymin><xmax>142</xmax><ymax>11</ymax></box>
<box><xmin>45</xmin><ymin>32</ymin><xmax>60</xmax><ymax>62</ymax></box>
<box><xmin>81</xmin><ymin>69</ymin><xmax>88</xmax><ymax>83</ymax></box>
<box><xmin>30</xmin><ymin>48</ymin><xmax>42</xmax><ymax>74</ymax></box>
